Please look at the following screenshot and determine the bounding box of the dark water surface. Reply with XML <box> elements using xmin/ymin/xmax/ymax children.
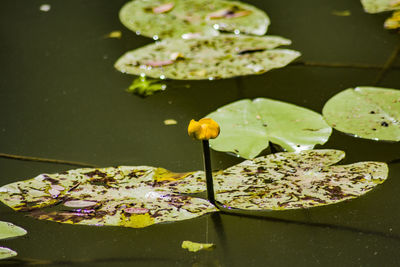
<box><xmin>1</xmin><ymin>0</ymin><xmax>400</xmax><ymax>266</ymax></box>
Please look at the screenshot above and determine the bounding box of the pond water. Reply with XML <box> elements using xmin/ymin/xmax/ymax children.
<box><xmin>0</xmin><ymin>0</ymin><xmax>400</xmax><ymax>266</ymax></box>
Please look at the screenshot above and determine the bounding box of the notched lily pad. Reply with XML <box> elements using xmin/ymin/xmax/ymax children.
<box><xmin>0</xmin><ymin>247</ymin><xmax>17</xmax><ymax>260</ymax></box>
<box><xmin>214</xmin><ymin>150</ymin><xmax>388</xmax><ymax>210</ymax></box>
<box><xmin>0</xmin><ymin>221</ymin><xmax>27</xmax><ymax>240</ymax></box>
<box><xmin>0</xmin><ymin>166</ymin><xmax>216</xmax><ymax>228</ymax></box>
<box><xmin>322</xmin><ymin>87</ymin><xmax>400</xmax><ymax>141</ymax></box>
<box><xmin>206</xmin><ymin>98</ymin><xmax>332</xmax><ymax>159</ymax></box>
<box><xmin>115</xmin><ymin>35</ymin><xmax>300</xmax><ymax>80</ymax></box>
<box><xmin>119</xmin><ymin>0</ymin><xmax>269</xmax><ymax>39</ymax></box>
<box><xmin>361</xmin><ymin>0</ymin><xmax>400</xmax><ymax>13</ymax></box>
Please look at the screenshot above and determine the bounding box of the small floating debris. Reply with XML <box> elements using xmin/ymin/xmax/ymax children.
<box><xmin>182</xmin><ymin>240</ymin><xmax>215</xmax><ymax>252</ymax></box>
<box><xmin>104</xmin><ymin>31</ymin><xmax>122</xmax><ymax>39</ymax></box>
<box><xmin>39</xmin><ymin>4</ymin><xmax>51</xmax><ymax>12</ymax></box>
<box><xmin>331</xmin><ymin>10</ymin><xmax>351</xmax><ymax>16</ymax></box>
<box><xmin>164</xmin><ymin>119</ymin><xmax>177</xmax><ymax>125</ymax></box>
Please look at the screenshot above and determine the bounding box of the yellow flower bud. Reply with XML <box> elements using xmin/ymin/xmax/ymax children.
<box><xmin>188</xmin><ymin>118</ymin><xmax>220</xmax><ymax>140</ymax></box>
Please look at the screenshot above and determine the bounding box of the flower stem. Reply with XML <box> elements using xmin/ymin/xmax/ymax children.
<box><xmin>202</xmin><ymin>140</ymin><xmax>216</xmax><ymax>206</ymax></box>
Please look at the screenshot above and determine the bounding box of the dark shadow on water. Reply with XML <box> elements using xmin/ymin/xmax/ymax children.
<box><xmin>216</xmin><ymin>204</ymin><xmax>400</xmax><ymax>242</ymax></box>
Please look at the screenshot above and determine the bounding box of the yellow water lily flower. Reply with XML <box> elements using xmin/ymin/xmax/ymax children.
<box><xmin>188</xmin><ymin>118</ymin><xmax>220</xmax><ymax>140</ymax></box>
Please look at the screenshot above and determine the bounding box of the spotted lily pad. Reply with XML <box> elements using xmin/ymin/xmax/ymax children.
<box><xmin>214</xmin><ymin>150</ymin><xmax>388</xmax><ymax>210</ymax></box>
<box><xmin>360</xmin><ymin>0</ymin><xmax>400</xmax><ymax>13</ymax></box>
<box><xmin>206</xmin><ymin>98</ymin><xmax>332</xmax><ymax>159</ymax></box>
<box><xmin>322</xmin><ymin>87</ymin><xmax>400</xmax><ymax>141</ymax></box>
<box><xmin>0</xmin><ymin>166</ymin><xmax>216</xmax><ymax>228</ymax></box>
<box><xmin>115</xmin><ymin>35</ymin><xmax>300</xmax><ymax>80</ymax></box>
<box><xmin>0</xmin><ymin>247</ymin><xmax>17</xmax><ymax>260</ymax></box>
<box><xmin>0</xmin><ymin>221</ymin><xmax>27</xmax><ymax>240</ymax></box>
<box><xmin>119</xmin><ymin>0</ymin><xmax>269</xmax><ymax>39</ymax></box>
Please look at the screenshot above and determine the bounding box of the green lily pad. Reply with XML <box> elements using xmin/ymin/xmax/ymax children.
<box><xmin>214</xmin><ymin>150</ymin><xmax>388</xmax><ymax>210</ymax></box>
<box><xmin>0</xmin><ymin>166</ymin><xmax>215</xmax><ymax>228</ymax></box>
<box><xmin>0</xmin><ymin>221</ymin><xmax>27</xmax><ymax>240</ymax></box>
<box><xmin>206</xmin><ymin>98</ymin><xmax>332</xmax><ymax>159</ymax></box>
<box><xmin>0</xmin><ymin>247</ymin><xmax>17</xmax><ymax>260</ymax></box>
<box><xmin>360</xmin><ymin>0</ymin><xmax>400</xmax><ymax>13</ymax></box>
<box><xmin>322</xmin><ymin>87</ymin><xmax>400</xmax><ymax>141</ymax></box>
<box><xmin>115</xmin><ymin>35</ymin><xmax>300</xmax><ymax>80</ymax></box>
<box><xmin>119</xmin><ymin>0</ymin><xmax>269</xmax><ymax>39</ymax></box>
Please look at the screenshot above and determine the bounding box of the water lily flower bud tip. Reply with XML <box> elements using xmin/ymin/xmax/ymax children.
<box><xmin>188</xmin><ymin>118</ymin><xmax>220</xmax><ymax>140</ymax></box>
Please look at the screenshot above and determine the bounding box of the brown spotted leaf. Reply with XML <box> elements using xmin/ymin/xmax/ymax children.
<box><xmin>119</xmin><ymin>0</ymin><xmax>269</xmax><ymax>39</ymax></box>
<box><xmin>214</xmin><ymin>150</ymin><xmax>388</xmax><ymax>210</ymax></box>
<box><xmin>115</xmin><ymin>35</ymin><xmax>300</xmax><ymax>80</ymax></box>
<box><xmin>0</xmin><ymin>166</ymin><xmax>215</xmax><ymax>228</ymax></box>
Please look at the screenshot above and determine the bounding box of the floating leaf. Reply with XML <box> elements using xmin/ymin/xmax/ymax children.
<box><xmin>322</xmin><ymin>87</ymin><xmax>400</xmax><ymax>141</ymax></box>
<box><xmin>164</xmin><ymin>119</ymin><xmax>177</xmax><ymax>125</ymax></box>
<box><xmin>214</xmin><ymin>150</ymin><xmax>388</xmax><ymax>210</ymax></box>
<box><xmin>126</xmin><ymin>76</ymin><xmax>166</xmax><ymax>97</ymax></box>
<box><xmin>206</xmin><ymin>98</ymin><xmax>332</xmax><ymax>159</ymax></box>
<box><xmin>119</xmin><ymin>0</ymin><xmax>269</xmax><ymax>39</ymax></box>
<box><xmin>0</xmin><ymin>166</ymin><xmax>216</xmax><ymax>228</ymax></box>
<box><xmin>0</xmin><ymin>221</ymin><xmax>27</xmax><ymax>240</ymax></box>
<box><xmin>115</xmin><ymin>35</ymin><xmax>300</xmax><ymax>80</ymax></box>
<box><xmin>385</xmin><ymin>10</ymin><xmax>400</xmax><ymax>29</ymax></box>
<box><xmin>182</xmin><ymin>240</ymin><xmax>215</xmax><ymax>252</ymax></box>
<box><xmin>360</xmin><ymin>0</ymin><xmax>400</xmax><ymax>13</ymax></box>
<box><xmin>0</xmin><ymin>247</ymin><xmax>17</xmax><ymax>260</ymax></box>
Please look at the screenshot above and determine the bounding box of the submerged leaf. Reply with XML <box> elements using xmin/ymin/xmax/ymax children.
<box><xmin>206</xmin><ymin>98</ymin><xmax>332</xmax><ymax>159</ymax></box>
<box><xmin>331</xmin><ymin>10</ymin><xmax>351</xmax><ymax>16</ymax></box>
<box><xmin>0</xmin><ymin>166</ymin><xmax>215</xmax><ymax>228</ymax></box>
<box><xmin>214</xmin><ymin>150</ymin><xmax>388</xmax><ymax>210</ymax></box>
<box><xmin>360</xmin><ymin>0</ymin><xmax>400</xmax><ymax>13</ymax></box>
<box><xmin>104</xmin><ymin>30</ymin><xmax>122</xmax><ymax>39</ymax></box>
<box><xmin>0</xmin><ymin>221</ymin><xmax>27</xmax><ymax>240</ymax></box>
<box><xmin>115</xmin><ymin>35</ymin><xmax>300</xmax><ymax>80</ymax></box>
<box><xmin>182</xmin><ymin>240</ymin><xmax>215</xmax><ymax>252</ymax></box>
<box><xmin>126</xmin><ymin>76</ymin><xmax>166</xmax><ymax>97</ymax></box>
<box><xmin>322</xmin><ymin>87</ymin><xmax>400</xmax><ymax>141</ymax></box>
<box><xmin>119</xmin><ymin>0</ymin><xmax>269</xmax><ymax>39</ymax></box>
<box><xmin>0</xmin><ymin>247</ymin><xmax>17</xmax><ymax>260</ymax></box>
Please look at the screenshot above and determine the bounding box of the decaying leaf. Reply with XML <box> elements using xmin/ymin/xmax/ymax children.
<box><xmin>0</xmin><ymin>166</ymin><xmax>215</xmax><ymax>228</ymax></box>
<box><xmin>385</xmin><ymin>10</ymin><xmax>400</xmax><ymax>29</ymax></box>
<box><xmin>126</xmin><ymin>76</ymin><xmax>166</xmax><ymax>97</ymax></box>
<box><xmin>0</xmin><ymin>221</ymin><xmax>27</xmax><ymax>240</ymax></box>
<box><xmin>164</xmin><ymin>119</ymin><xmax>177</xmax><ymax>125</ymax></box>
<box><xmin>214</xmin><ymin>150</ymin><xmax>388</xmax><ymax>210</ymax></box>
<box><xmin>104</xmin><ymin>30</ymin><xmax>122</xmax><ymax>39</ymax></box>
<box><xmin>360</xmin><ymin>0</ymin><xmax>400</xmax><ymax>13</ymax></box>
<box><xmin>119</xmin><ymin>0</ymin><xmax>269</xmax><ymax>39</ymax></box>
<box><xmin>206</xmin><ymin>98</ymin><xmax>332</xmax><ymax>159</ymax></box>
<box><xmin>322</xmin><ymin>87</ymin><xmax>400</xmax><ymax>141</ymax></box>
<box><xmin>115</xmin><ymin>35</ymin><xmax>300</xmax><ymax>80</ymax></box>
<box><xmin>0</xmin><ymin>247</ymin><xmax>17</xmax><ymax>260</ymax></box>
<box><xmin>182</xmin><ymin>240</ymin><xmax>215</xmax><ymax>252</ymax></box>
